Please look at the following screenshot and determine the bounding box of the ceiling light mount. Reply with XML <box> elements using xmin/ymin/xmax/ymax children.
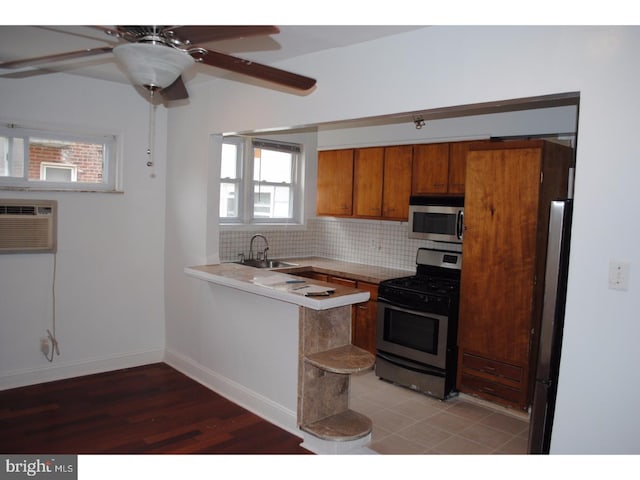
<box><xmin>413</xmin><ymin>116</ymin><xmax>426</xmax><ymax>130</ymax></box>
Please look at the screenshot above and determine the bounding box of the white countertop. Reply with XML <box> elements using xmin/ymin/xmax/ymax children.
<box><xmin>185</xmin><ymin>262</ymin><xmax>370</xmax><ymax>310</ymax></box>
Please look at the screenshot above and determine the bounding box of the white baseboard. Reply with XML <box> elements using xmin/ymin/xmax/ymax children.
<box><xmin>164</xmin><ymin>348</ymin><xmax>300</xmax><ymax>439</ymax></box>
<box><xmin>0</xmin><ymin>348</ymin><xmax>164</xmax><ymax>391</ymax></box>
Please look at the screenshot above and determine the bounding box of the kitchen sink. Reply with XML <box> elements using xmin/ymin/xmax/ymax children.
<box><xmin>234</xmin><ymin>259</ymin><xmax>299</xmax><ymax>269</ymax></box>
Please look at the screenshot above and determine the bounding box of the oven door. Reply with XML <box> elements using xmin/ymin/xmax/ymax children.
<box><xmin>376</xmin><ymin>299</ymin><xmax>449</xmax><ymax>370</ymax></box>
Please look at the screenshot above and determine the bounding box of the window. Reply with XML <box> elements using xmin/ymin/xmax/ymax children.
<box><xmin>220</xmin><ymin>136</ymin><xmax>302</xmax><ymax>224</ymax></box>
<box><xmin>40</xmin><ymin>162</ymin><xmax>78</xmax><ymax>182</ymax></box>
<box><xmin>0</xmin><ymin>123</ymin><xmax>118</xmax><ymax>191</ymax></box>
<box><xmin>219</xmin><ymin>137</ymin><xmax>243</xmax><ymax>219</ymax></box>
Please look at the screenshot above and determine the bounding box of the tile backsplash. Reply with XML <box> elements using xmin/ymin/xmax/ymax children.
<box><xmin>220</xmin><ymin>217</ymin><xmax>461</xmax><ymax>272</ymax></box>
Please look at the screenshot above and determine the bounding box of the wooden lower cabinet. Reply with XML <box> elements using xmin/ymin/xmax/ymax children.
<box><xmin>295</xmin><ymin>271</ymin><xmax>329</xmax><ymax>282</ymax></box>
<box><xmin>352</xmin><ymin>281</ymin><xmax>378</xmax><ymax>355</ymax></box>
<box><xmin>327</xmin><ymin>276</ymin><xmax>378</xmax><ymax>355</ymax></box>
<box><xmin>458</xmin><ymin>351</ymin><xmax>525</xmax><ymax>407</ymax></box>
<box><xmin>326</xmin><ymin>275</ymin><xmax>356</xmax><ymax>288</ymax></box>
<box><xmin>294</xmin><ymin>272</ymin><xmax>378</xmax><ymax>355</ymax></box>
<box><xmin>459</xmin><ymin>373</ymin><xmax>522</xmax><ymax>405</ymax></box>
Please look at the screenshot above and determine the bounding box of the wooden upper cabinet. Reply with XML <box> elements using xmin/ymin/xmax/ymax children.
<box><xmin>448</xmin><ymin>140</ymin><xmax>489</xmax><ymax>194</ymax></box>
<box><xmin>317</xmin><ymin>141</ymin><xmax>485</xmax><ymax>219</ymax></box>
<box><xmin>316</xmin><ymin>149</ymin><xmax>354</xmax><ymax>216</ymax></box>
<box><xmin>382</xmin><ymin>145</ymin><xmax>413</xmax><ymax>220</ymax></box>
<box><xmin>448</xmin><ymin>141</ymin><xmax>471</xmax><ymax>194</ymax></box>
<box><xmin>411</xmin><ymin>143</ymin><xmax>450</xmax><ymax>194</ymax></box>
<box><xmin>353</xmin><ymin>147</ymin><xmax>384</xmax><ymax>217</ymax></box>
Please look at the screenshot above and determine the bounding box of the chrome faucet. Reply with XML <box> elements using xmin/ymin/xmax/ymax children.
<box><xmin>249</xmin><ymin>234</ymin><xmax>269</xmax><ymax>261</ymax></box>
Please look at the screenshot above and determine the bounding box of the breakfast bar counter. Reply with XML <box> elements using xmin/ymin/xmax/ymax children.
<box><xmin>185</xmin><ymin>262</ymin><xmax>370</xmax><ymax>310</ymax></box>
<box><xmin>182</xmin><ymin>260</ymin><xmax>377</xmax><ymax>453</ymax></box>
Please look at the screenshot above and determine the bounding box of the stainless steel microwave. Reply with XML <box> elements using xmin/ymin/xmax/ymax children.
<box><xmin>408</xmin><ymin>196</ymin><xmax>464</xmax><ymax>243</ymax></box>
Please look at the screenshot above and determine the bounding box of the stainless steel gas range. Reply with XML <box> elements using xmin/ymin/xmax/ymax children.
<box><xmin>375</xmin><ymin>247</ymin><xmax>461</xmax><ymax>400</ymax></box>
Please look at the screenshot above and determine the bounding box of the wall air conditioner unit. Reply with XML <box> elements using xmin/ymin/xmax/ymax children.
<box><xmin>0</xmin><ymin>199</ymin><xmax>57</xmax><ymax>253</ymax></box>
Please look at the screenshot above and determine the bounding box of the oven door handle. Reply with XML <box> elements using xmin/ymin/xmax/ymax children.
<box><xmin>378</xmin><ymin>297</ymin><xmax>429</xmax><ymax>311</ymax></box>
<box><xmin>377</xmin><ymin>351</ymin><xmax>446</xmax><ymax>377</ymax></box>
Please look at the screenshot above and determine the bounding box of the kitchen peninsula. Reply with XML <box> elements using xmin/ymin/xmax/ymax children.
<box><xmin>181</xmin><ymin>259</ymin><xmax>408</xmax><ymax>453</ymax></box>
<box><xmin>185</xmin><ymin>261</ymin><xmax>370</xmax><ymax>310</ymax></box>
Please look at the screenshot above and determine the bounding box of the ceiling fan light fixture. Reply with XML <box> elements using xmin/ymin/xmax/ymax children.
<box><xmin>113</xmin><ymin>43</ymin><xmax>194</xmax><ymax>89</ymax></box>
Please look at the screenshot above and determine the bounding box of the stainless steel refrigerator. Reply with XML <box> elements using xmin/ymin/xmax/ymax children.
<box><xmin>528</xmin><ymin>199</ymin><xmax>573</xmax><ymax>454</ymax></box>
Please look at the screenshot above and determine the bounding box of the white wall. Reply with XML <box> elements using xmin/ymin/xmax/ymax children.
<box><xmin>316</xmin><ymin>106</ymin><xmax>577</xmax><ymax>149</ymax></box>
<box><xmin>164</xmin><ymin>26</ymin><xmax>640</xmax><ymax>453</ymax></box>
<box><xmin>0</xmin><ymin>75</ymin><xmax>167</xmax><ymax>388</ymax></box>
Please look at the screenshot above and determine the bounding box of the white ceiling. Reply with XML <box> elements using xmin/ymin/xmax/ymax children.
<box><xmin>0</xmin><ymin>25</ymin><xmax>424</xmax><ymax>86</ymax></box>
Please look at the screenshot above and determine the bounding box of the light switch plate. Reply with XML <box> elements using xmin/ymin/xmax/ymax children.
<box><xmin>608</xmin><ymin>260</ymin><xmax>630</xmax><ymax>291</ymax></box>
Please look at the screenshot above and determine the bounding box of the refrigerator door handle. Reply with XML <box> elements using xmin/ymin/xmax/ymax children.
<box><xmin>537</xmin><ymin>378</ymin><xmax>553</xmax><ymax>387</ymax></box>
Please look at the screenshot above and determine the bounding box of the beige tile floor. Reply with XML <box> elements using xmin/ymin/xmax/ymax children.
<box><xmin>350</xmin><ymin>370</ymin><xmax>530</xmax><ymax>454</ymax></box>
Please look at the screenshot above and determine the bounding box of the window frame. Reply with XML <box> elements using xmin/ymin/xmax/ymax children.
<box><xmin>219</xmin><ymin>136</ymin><xmax>303</xmax><ymax>226</ymax></box>
<box><xmin>219</xmin><ymin>136</ymin><xmax>244</xmax><ymax>222</ymax></box>
<box><xmin>0</xmin><ymin>123</ymin><xmax>119</xmax><ymax>192</ymax></box>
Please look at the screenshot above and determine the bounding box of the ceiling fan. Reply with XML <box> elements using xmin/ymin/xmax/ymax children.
<box><xmin>0</xmin><ymin>26</ymin><xmax>317</xmax><ymax>101</ymax></box>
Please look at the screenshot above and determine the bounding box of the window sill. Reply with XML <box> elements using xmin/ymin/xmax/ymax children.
<box><xmin>0</xmin><ymin>186</ymin><xmax>123</xmax><ymax>193</ymax></box>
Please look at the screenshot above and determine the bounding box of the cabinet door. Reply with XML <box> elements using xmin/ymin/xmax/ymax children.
<box><xmin>448</xmin><ymin>142</ymin><xmax>470</xmax><ymax>194</ymax></box>
<box><xmin>317</xmin><ymin>149</ymin><xmax>354</xmax><ymax>216</ymax></box>
<box><xmin>354</xmin><ymin>301</ymin><xmax>378</xmax><ymax>355</ymax></box>
<box><xmin>353</xmin><ymin>281</ymin><xmax>378</xmax><ymax>355</ymax></box>
<box><xmin>327</xmin><ymin>276</ymin><xmax>357</xmax><ymax>288</ymax></box>
<box><xmin>295</xmin><ymin>271</ymin><xmax>329</xmax><ymax>282</ymax></box>
<box><xmin>353</xmin><ymin>147</ymin><xmax>384</xmax><ymax>217</ymax></box>
<box><xmin>411</xmin><ymin>143</ymin><xmax>450</xmax><ymax>195</ymax></box>
<box><xmin>459</xmin><ymin>145</ymin><xmax>542</xmax><ymax>365</ymax></box>
<box><xmin>382</xmin><ymin>145</ymin><xmax>413</xmax><ymax>220</ymax></box>
<box><xmin>448</xmin><ymin>141</ymin><xmax>488</xmax><ymax>194</ymax></box>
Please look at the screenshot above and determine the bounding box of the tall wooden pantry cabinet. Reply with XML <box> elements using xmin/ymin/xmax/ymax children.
<box><xmin>456</xmin><ymin>140</ymin><xmax>574</xmax><ymax>410</ymax></box>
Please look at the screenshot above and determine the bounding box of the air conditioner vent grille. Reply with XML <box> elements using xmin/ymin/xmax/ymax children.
<box><xmin>0</xmin><ymin>200</ymin><xmax>57</xmax><ymax>254</ymax></box>
<box><xmin>0</xmin><ymin>205</ymin><xmax>36</xmax><ymax>215</ymax></box>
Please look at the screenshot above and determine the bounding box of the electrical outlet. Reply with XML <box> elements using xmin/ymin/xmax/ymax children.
<box><xmin>608</xmin><ymin>260</ymin><xmax>630</xmax><ymax>291</ymax></box>
<box><xmin>40</xmin><ymin>337</ymin><xmax>50</xmax><ymax>356</ymax></box>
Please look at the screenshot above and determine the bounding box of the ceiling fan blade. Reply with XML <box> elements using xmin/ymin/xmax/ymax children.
<box><xmin>168</xmin><ymin>26</ymin><xmax>280</xmax><ymax>45</ymax></box>
<box><xmin>195</xmin><ymin>49</ymin><xmax>316</xmax><ymax>91</ymax></box>
<box><xmin>161</xmin><ymin>76</ymin><xmax>189</xmax><ymax>101</ymax></box>
<box><xmin>0</xmin><ymin>46</ymin><xmax>113</xmax><ymax>69</ymax></box>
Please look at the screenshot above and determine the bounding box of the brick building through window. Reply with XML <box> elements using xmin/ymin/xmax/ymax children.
<box><xmin>28</xmin><ymin>139</ymin><xmax>104</xmax><ymax>183</ymax></box>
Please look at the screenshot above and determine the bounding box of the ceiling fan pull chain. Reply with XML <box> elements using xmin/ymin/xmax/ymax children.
<box><xmin>146</xmin><ymin>89</ymin><xmax>157</xmax><ymax>178</ymax></box>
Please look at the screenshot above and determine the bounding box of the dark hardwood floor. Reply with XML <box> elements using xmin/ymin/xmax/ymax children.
<box><xmin>0</xmin><ymin>363</ymin><xmax>310</xmax><ymax>454</ymax></box>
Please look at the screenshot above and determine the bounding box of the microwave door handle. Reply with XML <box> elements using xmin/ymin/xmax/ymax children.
<box><xmin>457</xmin><ymin>210</ymin><xmax>464</xmax><ymax>240</ymax></box>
